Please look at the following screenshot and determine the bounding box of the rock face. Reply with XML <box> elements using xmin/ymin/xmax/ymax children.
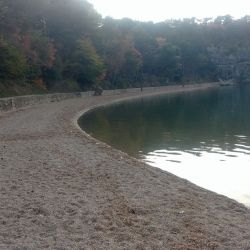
<box><xmin>208</xmin><ymin>46</ymin><xmax>250</xmax><ymax>83</ymax></box>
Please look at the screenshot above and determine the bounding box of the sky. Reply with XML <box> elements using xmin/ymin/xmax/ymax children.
<box><xmin>89</xmin><ymin>0</ymin><xmax>249</xmax><ymax>22</ymax></box>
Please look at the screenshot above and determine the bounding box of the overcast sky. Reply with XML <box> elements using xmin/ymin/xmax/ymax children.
<box><xmin>89</xmin><ymin>0</ymin><xmax>249</xmax><ymax>22</ymax></box>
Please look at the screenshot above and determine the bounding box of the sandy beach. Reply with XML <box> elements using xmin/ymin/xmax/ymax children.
<box><xmin>0</xmin><ymin>83</ymin><xmax>249</xmax><ymax>249</ymax></box>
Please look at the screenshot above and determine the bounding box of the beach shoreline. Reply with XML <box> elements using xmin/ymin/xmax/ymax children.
<box><xmin>0</xmin><ymin>83</ymin><xmax>249</xmax><ymax>249</ymax></box>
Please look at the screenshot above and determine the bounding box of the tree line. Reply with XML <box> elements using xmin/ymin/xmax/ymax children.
<box><xmin>0</xmin><ymin>0</ymin><xmax>250</xmax><ymax>96</ymax></box>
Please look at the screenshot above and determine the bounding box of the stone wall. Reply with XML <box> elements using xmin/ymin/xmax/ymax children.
<box><xmin>0</xmin><ymin>84</ymin><xmax>216</xmax><ymax>113</ymax></box>
<box><xmin>0</xmin><ymin>87</ymin><xmax>160</xmax><ymax>113</ymax></box>
<box><xmin>0</xmin><ymin>92</ymin><xmax>92</xmax><ymax>113</ymax></box>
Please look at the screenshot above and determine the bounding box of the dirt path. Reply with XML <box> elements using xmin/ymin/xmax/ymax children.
<box><xmin>0</xmin><ymin>84</ymin><xmax>249</xmax><ymax>249</ymax></box>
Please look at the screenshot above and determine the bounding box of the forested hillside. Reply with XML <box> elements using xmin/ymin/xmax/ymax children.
<box><xmin>1</xmin><ymin>0</ymin><xmax>250</xmax><ymax>96</ymax></box>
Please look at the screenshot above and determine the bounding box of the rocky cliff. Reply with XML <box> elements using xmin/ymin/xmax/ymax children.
<box><xmin>208</xmin><ymin>46</ymin><xmax>250</xmax><ymax>83</ymax></box>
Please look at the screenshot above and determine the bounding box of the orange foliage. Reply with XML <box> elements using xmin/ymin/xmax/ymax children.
<box><xmin>34</xmin><ymin>78</ymin><xmax>47</xmax><ymax>90</ymax></box>
<box><xmin>22</xmin><ymin>34</ymin><xmax>37</xmax><ymax>62</ymax></box>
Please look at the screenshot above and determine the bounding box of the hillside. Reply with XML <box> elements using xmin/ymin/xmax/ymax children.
<box><xmin>1</xmin><ymin>0</ymin><xmax>250</xmax><ymax>96</ymax></box>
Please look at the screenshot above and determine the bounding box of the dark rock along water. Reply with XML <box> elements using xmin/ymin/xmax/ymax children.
<box><xmin>79</xmin><ymin>85</ymin><xmax>250</xmax><ymax>207</ymax></box>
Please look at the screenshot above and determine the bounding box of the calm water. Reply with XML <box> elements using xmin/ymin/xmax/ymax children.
<box><xmin>79</xmin><ymin>86</ymin><xmax>250</xmax><ymax>207</ymax></box>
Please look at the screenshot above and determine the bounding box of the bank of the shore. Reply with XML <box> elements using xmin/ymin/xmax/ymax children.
<box><xmin>0</xmin><ymin>83</ymin><xmax>249</xmax><ymax>249</ymax></box>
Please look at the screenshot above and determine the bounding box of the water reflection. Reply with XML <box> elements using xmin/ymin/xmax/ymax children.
<box><xmin>144</xmin><ymin>145</ymin><xmax>250</xmax><ymax>207</ymax></box>
<box><xmin>79</xmin><ymin>85</ymin><xmax>250</xmax><ymax>207</ymax></box>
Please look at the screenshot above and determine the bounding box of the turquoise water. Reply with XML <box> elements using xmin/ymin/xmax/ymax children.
<box><xmin>79</xmin><ymin>86</ymin><xmax>250</xmax><ymax>206</ymax></box>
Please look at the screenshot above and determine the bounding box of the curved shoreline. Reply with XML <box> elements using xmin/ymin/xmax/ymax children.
<box><xmin>73</xmin><ymin>83</ymin><xmax>219</xmax><ymax>136</ymax></box>
<box><xmin>0</xmin><ymin>83</ymin><xmax>250</xmax><ymax>249</ymax></box>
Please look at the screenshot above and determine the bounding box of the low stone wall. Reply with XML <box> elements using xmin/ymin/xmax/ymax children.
<box><xmin>0</xmin><ymin>83</ymin><xmax>218</xmax><ymax>113</ymax></box>
<box><xmin>0</xmin><ymin>87</ymin><xmax>158</xmax><ymax>113</ymax></box>
<box><xmin>0</xmin><ymin>92</ymin><xmax>91</xmax><ymax>113</ymax></box>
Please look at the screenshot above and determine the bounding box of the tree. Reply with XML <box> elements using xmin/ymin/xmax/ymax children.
<box><xmin>44</xmin><ymin>0</ymin><xmax>101</xmax><ymax>56</ymax></box>
<box><xmin>0</xmin><ymin>38</ymin><xmax>27</xmax><ymax>80</ymax></box>
<box><xmin>63</xmin><ymin>38</ymin><xmax>105</xmax><ymax>90</ymax></box>
<box><xmin>153</xmin><ymin>43</ymin><xmax>182</xmax><ymax>82</ymax></box>
<box><xmin>119</xmin><ymin>48</ymin><xmax>143</xmax><ymax>87</ymax></box>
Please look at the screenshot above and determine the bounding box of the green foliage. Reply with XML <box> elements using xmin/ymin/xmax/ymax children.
<box><xmin>122</xmin><ymin>50</ymin><xmax>142</xmax><ymax>77</ymax></box>
<box><xmin>0</xmin><ymin>38</ymin><xmax>27</xmax><ymax>80</ymax></box>
<box><xmin>22</xmin><ymin>32</ymin><xmax>56</xmax><ymax>83</ymax></box>
<box><xmin>153</xmin><ymin>43</ymin><xmax>182</xmax><ymax>81</ymax></box>
<box><xmin>179</xmin><ymin>43</ymin><xmax>217</xmax><ymax>81</ymax></box>
<box><xmin>63</xmin><ymin>39</ymin><xmax>105</xmax><ymax>90</ymax></box>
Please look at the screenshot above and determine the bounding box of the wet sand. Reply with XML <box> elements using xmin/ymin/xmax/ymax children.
<box><xmin>0</xmin><ymin>84</ymin><xmax>249</xmax><ymax>249</ymax></box>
